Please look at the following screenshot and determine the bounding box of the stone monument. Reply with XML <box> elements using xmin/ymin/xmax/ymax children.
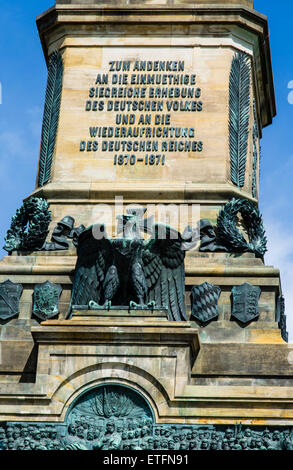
<box><xmin>0</xmin><ymin>0</ymin><xmax>292</xmax><ymax>451</ymax></box>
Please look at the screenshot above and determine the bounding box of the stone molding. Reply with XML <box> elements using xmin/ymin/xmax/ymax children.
<box><xmin>36</xmin><ymin>2</ymin><xmax>275</xmax><ymax>127</ymax></box>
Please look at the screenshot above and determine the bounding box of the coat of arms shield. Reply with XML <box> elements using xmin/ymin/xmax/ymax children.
<box><xmin>33</xmin><ymin>281</ymin><xmax>62</xmax><ymax>321</ymax></box>
<box><xmin>0</xmin><ymin>280</ymin><xmax>23</xmax><ymax>320</ymax></box>
<box><xmin>231</xmin><ymin>282</ymin><xmax>261</xmax><ymax>324</ymax></box>
<box><xmin>190</xmin><ymin>282</ymin><xmax>221</xmax><ymax>323</ymax></box>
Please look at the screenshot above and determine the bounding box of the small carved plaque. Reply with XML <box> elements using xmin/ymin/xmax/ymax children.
<box><xmin>33</xmin><ymin>281</ymin><xmax>62</xmax><ymax>321</ymax></box>
<box><xmin>190</xmin><ymin>282</ymin><xmax>221</xmax><ymax>323</ymax></box>
<box><xmin>0</xmin><ymin>280</ymin><xmax>23</xmax><ymax>320</ymax></box>
<box><xmin>231</xmin><ymin>283</ymin><xmax>261</xmax><ymax>324</ymax></box>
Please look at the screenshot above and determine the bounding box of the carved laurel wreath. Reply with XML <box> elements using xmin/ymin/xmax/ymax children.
<box><xmin>4</xmin><ymin>197</ymin><xmax>52</xmax><ymax>253</ymax></box>
<box><xmin>216</xmin><ymin>198</ymin><xmax>267</xmax><ymax>258</ymax></box>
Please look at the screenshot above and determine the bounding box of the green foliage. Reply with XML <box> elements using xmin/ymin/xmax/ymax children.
<box><xmin>3</xmin><ymin>197</ymin><xmax>52</xmax><ymax>252</ymax></box>
<box><xmin>216</xmin><ymin>198</ymin><xmax>267</xmax><ymax>258</ymax></box>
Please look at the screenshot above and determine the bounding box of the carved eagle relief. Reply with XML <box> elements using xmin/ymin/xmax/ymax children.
<box><xmin>67</xmin><ymin>218</ymin><xmax>191</xmax><ymax>321</ymax></box>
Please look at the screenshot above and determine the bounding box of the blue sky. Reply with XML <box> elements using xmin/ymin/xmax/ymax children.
<box><xmin>0</xmin><ymin>0</ymin><xmax>293</xmax><ymax>337</ymax></box>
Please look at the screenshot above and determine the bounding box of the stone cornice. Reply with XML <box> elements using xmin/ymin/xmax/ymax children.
<box><xmin>37</xmin><ymin>4</ymin><xmax>267</xmax><ymax>32</ymax></box>
<box><xmin>36</xmin><ymin>3</ymin><xmax>275</xmax><ymax>127</ymax></box>
<box><xmin>27</xmin><ymin>181</ymin><xmax>259</xmax><ymax>204</ymax></box>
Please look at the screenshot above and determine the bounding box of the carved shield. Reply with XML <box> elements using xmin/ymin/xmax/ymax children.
<box><xmin>0</xmin><ymin>280</ymin><xmax>23</xmax><ymax>320</ymax></box>
<box><xmin>33</xmin><ymin>281</ymin><xmax>62</xmax><ymax>320</ymax></box>
<box><xmin>190</xmin><ymin>282</ymin><xmax>221</xmax><ymax>323</ymax></box>
<box><xmin>231</xmin><ymin>283</ymin><xmax>261</xmax><ymax>324</ymax></box>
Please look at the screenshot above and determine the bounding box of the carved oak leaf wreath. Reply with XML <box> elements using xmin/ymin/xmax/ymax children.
<box><xmin>4</xmin><ymin>197</ymin><xmax>52</xmax><ymax>253</ymax></box>
<box><xmin>216</xmin><ymin>198</ymin><xmax>267</xmax><ymax>258</ymax></box>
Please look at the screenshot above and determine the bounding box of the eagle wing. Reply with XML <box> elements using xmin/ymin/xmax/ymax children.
<box><xmin>67</xmin><ymin>226</ymin><xmax>112</xmax><ymax>317</ymax></box>
<box><xmin>143</xmin><ymin>224</ymin><xmax>186</xmax><ymax>321</ymax></box>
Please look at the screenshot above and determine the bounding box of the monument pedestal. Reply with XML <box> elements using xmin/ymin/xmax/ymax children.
<box><xmin>1</xmin><ymin>309</ymin><xmax>293</xmax><ymax>430</ymax></box>
<box><xmin>0</xmin><ymin>312</ymin><xmax>199</xmax><ymax>423</ymax></box>
<box><xmin>1</xmin><ymin>0</ymin><xmax>293</xmax><ymax>453</ymax></box>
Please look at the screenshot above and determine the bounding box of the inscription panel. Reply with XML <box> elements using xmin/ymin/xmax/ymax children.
<box><xmin>82</xmin><ymin>58</ymin><xmax>203</xmax><ymax>168</ymax></box>
<box><xmin>55</xmin><ymin>46</ymin><xmax>231</xmax><ymax>184</ymax></box>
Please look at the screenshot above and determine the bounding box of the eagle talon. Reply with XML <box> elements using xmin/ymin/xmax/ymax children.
<box><xmin>129</xmin><ymin>300</ymin><xmax>156</xmax><ymax>310</ymax></box>
<box><xmin>89</xmin><ymin>300</ymin><xmax>100</xmax><ymax>310</ymax></box>
<box><xmin>104</xmin><ymin>300</ymin><xmax>111</xmax><ymax>310</ymax></box>
<box><xmin>147</xmin><ymin>301</ymin><xmax>156</xmax><ymax>310</ymax></box>
<box><xmin>129</xmin><ymin>301</ymin><xmax>139</xmax><ymax>310</ymax></box>
<box><xmin>89</xmin><ymin>300</ymin><xmax>112</xmax><ymax>310</ymax></box>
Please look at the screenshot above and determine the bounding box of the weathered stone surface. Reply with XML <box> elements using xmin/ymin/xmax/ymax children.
<box><xmin>192</xmin><ymin>343</ymin><xmax>293</xmax><ymax>376</ymax></box>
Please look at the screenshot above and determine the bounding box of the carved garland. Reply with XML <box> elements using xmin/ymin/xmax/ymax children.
<box><xmin>216</xmin><ymin>198</ymin><xmax>267</xmax><ymax>258</ymax></box>
<box><xmin>38</xmin><ymin>50</ymin><xmax>63</xmax><ymax>187</ymax></box>
<box><xmin>3</xmin><ymin>197</ymin><xmax>52</xmax><ymax>253</ymax></box>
